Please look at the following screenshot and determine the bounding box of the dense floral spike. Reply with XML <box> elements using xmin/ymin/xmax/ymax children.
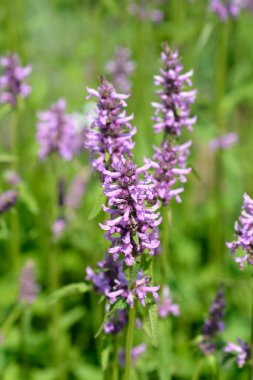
<box><xmin>0</xmin><ymin>190</ymin><xmax>18</xmax><ymax>214</ymax></box>
<box><xmin>85</xmin><ymin>78</ymin><xmax>136</xmax><ymax>174</ymax></box>
<box><xmin>226</xmin><ymin>193</ymin><xmax>253</xmax><ymax>269</ymax></box>
<box><xmin>19</xmin><ymin>261</ymin><xmax>39</xmax><ymax>304</ymax></box>
<box><xmin>105</xmin><ymin>47</ymin><xmax>135</xmax><ymax>93</ymax></box>
<box><xmin>209</xmin><ymin>132</ymin><xmax>238</xmax><ymax>150</ymax></box>
<box><xmin>37</xmin><ymin>99</ymin><xmax>81</xmax><ymax>161</ymax></box>
<box><xmin>86</xmin><ymin>256</ymin><xmax>159</xmax><ymax>307</ymax></box>
<box><xmin>209</xmin><ymin>0</ymin><xmax>243</xmax><ymax>20</ymax></box>
<box><xmin>0</xmin><ymin>54</ymin><xmax>31</xmax><ymax>107</ymax></box>
<box><xmin>224</xmin><ymin>339</ymin><xmax>250</xmax><ymax>368</ymax></box>
<box><xmin>104</xmin><ymin>309</ymin><xmax>128</xmax><ymax>334</ymax></box>
<box><xmin>100</xmin><ymin>159</ymin><xmax>162</xmax><ymax>265</ymax></box>
<box><xmin>199</xmin><ymin>286</ymin><xmax>225</xmax><ymax>355</ymax></box>
<box><xmin>152</xmin><ymin>45</ymin><xmax>196</xmax><ymax>136</ymax></box>
<box><xmin>153</xmin><ymin>141</ymin><xmax>192</xmax><ymax>204</ymax></box>
<box><xmin>158</xmin><ymin>285</ymin><xmax>180</xmax><ymax>318</ymax></box>
<box><xmin>119</xmin><ymin>343</ymin><xmax>146</xmax><ymax>367</ymax></box>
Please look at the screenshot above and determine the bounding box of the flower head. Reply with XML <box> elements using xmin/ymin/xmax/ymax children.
<box><xmin>226</xmin><ymin>193</ymin><xmax>253</xmax><ymax>269</ymax></box>
<box><xmin>105</xmin><ymin>47</ymin><xmax>135</xmax><ymax>93</ymax></box>
<box><xmin>36</xmin><ymin>99</ymin><xmax>80</xmax><ymax>161</ymax></box>
<box><xmin>0</xmin><ymin>190</ymin><xmax>18</xmax><ymax>214</ymax></box>
<box><xmin>209</xmin><ymin>0</ymin><xmax>244</xmax><ymax>20</ymax></box>
<box><xmin>0</xmin><ymin>54</ymin><xmax>31</xmax><ymax>106</ymax></box>
<box><xmin>85</xmin><ymin>78</ymin><xmax>136</xmax><ymax>174</ymax></box>
<box><xmin>19</xmin><ymin>260</ymin><xmax>39</xmax><ymax>305</ymax></box>
<box><xmin>199</xmin><ymin>286</ymin><xmax>225</xmax><ymax>355</ymax></box>
<box><xmin>158</xmin><ymin>285</ymin><xmax>180</xmax><ymax>318</ymax></box>
<box><xmin>224</xmin><ymin>339</ymin><xmax>250</xmax><ymax>368</ymax></box>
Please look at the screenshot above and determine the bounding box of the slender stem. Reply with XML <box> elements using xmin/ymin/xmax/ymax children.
<box><xmin>161</xmin><ymin>206</ymin><xmax>170</xmax><ymax>284</ymax></box>
<box><xmin>20</xmin><ymin>307</ymin><xmax>31</xmax><ymax>380</ymax></box>
<box><xmin>112</xmin><ymin>335</ymin><xmax>119</xmax><ymax>380</ymax></box>
<box><xmin>123</xmin><ymin>305</ymin><xmax>136</xmax><ymax>380</ymax></box>
<box><xmin>249</xmin><ymin>275</ymin><xmax>253</xmax><ymax>380</ymax></box>
<box><xmin>10</xmin><ymin>107</ymin><xmax>20</xmax><ymax>275</ymax></box>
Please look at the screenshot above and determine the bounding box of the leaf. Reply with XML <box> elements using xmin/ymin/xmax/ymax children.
<box><xmin>143</xmin><ymin>304</ymin><xmax>158</xmax><ymax>347</ymax></box>
<box><xmin>88</xmin><ymin>187</ymin><xmax>105</xmax><ymax>220</ymax></box>
<box><xmin>49</xmin><ymin>283</ymin><xmax>91</xmax><ymax>304</ymax></box>
<box><xmin>19</xmin><ymin>183</ymin><xmax>39</xmax><ymax>215</ymax></box>
<box><xmin>101</xmin><ymin>335</ymin><xmax>111</xmax><ymax>371</ymax></box>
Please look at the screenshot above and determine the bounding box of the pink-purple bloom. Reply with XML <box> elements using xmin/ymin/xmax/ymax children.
<box><xmin>104</xmin><ymin>309</ymin><xmax>128</xmax><ymax>334</ymax></box>
<box><xmin>0</xmin><ymin>190</ymin><xmax>18</xmax><ymax>214</ymax></box>
<box><xmin>36</xmin><ymin>99</ymin><xmax>81</xmax><ymax>161</ymax></box>
<box><xmin>128</xmin><ymin>0</ymin><xmax>164</xmax><ymax>23</ymax></box>
<box><xmin>65</xmin><ymin>173</ymin><xmax>87</xmax><ymax>209</ymax></box>
<box><xmin>19</xmin><ymin>261</ymin><xmax>39</xmax><ymax>305</ymax></box>
<box><xmin>199</xmin><ymin>286</ymin><xmax>225</xmax><ymax>355</ymax></box>
<box><xmin>209</xmin><ymin>132</ymin><xmax>238</xmax><ymax>150</ymax></box>
<box><xmin>226</xmin><ymin>193</ymin><xmax>253</xmax><ymax>269</ymax></box>
<box><xmin>224</xmin><ymin>339</ymin><xmax>250</xmax><ymax>368</ymax></box>
<box><xmin>105</xmin><ymin>47</ymin><xmax>135</xmax><ymax>93</ymax></box>
<box><xmin>119</xmin><ymin>343</ymin><xmax>146</xmax><ymax>367</ymax></box>
<box><xmin>209</xmin><ymin>0</ymin><xmax>243</xmax><ymax>20</ymax></box>
<box><xmin>100</xmin><ymin>159</ymin><xmax>162</xmax><ymax>266</ymax></box>
<box><xmin>158</xmin><ymin>286</ymin><xmax>180</xmax><ymax>318</ymax></box>
<box><xmin>85</xmin><ymin>78</ymin><xmax>136</xmax><ymax>174</ymax></box>
<box><xmin>0</xmin><ymin>54</ymin><xmax>31</xmax><ymax>107</ymax></box>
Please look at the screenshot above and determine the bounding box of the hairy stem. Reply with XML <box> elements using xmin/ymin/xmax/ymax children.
<box><xmin>123</xmin><ymin>305</ymin><xmax>136</xmax><ymax>380</ymax></box>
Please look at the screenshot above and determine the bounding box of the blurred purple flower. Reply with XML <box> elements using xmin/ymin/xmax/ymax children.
<box><xmin>0</xmin><ymin>54</ymin><xmax>31</xmax><ymax>107</ymax></box>
<box><xmin>65</xmin><ymin>173</ymin><xmax>87</xmax><ymax>209</ymax></box>
<box><xmin>100</xmin><ymin>158</ymin><xmax>161</xmax><ymax>266</ymax></box>
<box><xmin>152</xmin><ymin>45</ymin><xmax>196</xmax><ymax>136</ymax></box>
<box><xmin>52</xmin><ymin>218</ymin><xmax>66</xmax><ymax>238</ymax></box>
<box><xmin>224</xmin><ymin>339</ymin><xmax>250</xmax><ymax>368</ymax></box>
<box><xmin>105</xmin><ymin>47</ymin><xmax>135</xmax><ymax>93</ymax></box>
<box><xmin>209</xmin><ymin>132</ymin><xmax>238</xmax><ymax>150</ymax></box>
<box><xmin>4</xmin><ymin>170</ymin><xmax>21</xmax><ymax>186</ymax></box>
<box><xmin>104</xmin><ymin>309</ymin><xmax>128</xmax><ymax>334</ymax></box>
<box><xmin>226</xmin><ymin>193</ymin><xmax>253</xmax><ymax>269</ymax></box>
<box><xmin>85</xmin><ymin>78</ymin><xmax>136</xmax><ymax>174</ymax></box>
<box><xmin>209</xmin><ymin>0</ymin><xmax>243</xmax><ymax>20</ymax></box>
<box><xmin>158</xmin><ymin>285</ymin><xmax>180</xmax><ymax>318</ymax></box>
<box><xmin>19</xmin><ymin>260</ymin><xmax>39</xmax><ymax>305</ymax></box>
<box><xmin>128</xmin><ymin>0</ymin><xmax>164</xmax><ymax>23</ymax></box>
<box><xmin>119</xmin><ymin>343</ymin><xmax>146</xmax><ymax>367</ymax></box>
<box><xmin>199</xmin><ymin>286</ymin><xmax>225</xmax><ymax>355</ymax></box>
<box><xmin>0</xmin><ymin>190</ymin><xmax>18</xmax><ymax>214</ymax></box>
<box><xmin>37</xmin><ymin>99</ymin><xmax>80</xmax><ymax>161</ymax></box>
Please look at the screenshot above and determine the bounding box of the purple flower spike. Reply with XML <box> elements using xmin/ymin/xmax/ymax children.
<box><xmin>199</xmin><ymin>286</ymin><xmax>225</xmax><ymax>355</ymax></box>
<box><xmin>153</xmin><ymin>140</ymin><xmax>192</xmax><ymax>204</ymax></box>
<box><xmin>209</xmin><ymin>132</ymin><xmax>238</xmax><ymax>150</ymax></box>
<box><xmin>19</xmin><ymin>260</ymin><xmax>39</xmax><ymax>305</ymax></box>
<box><xmin>85</xmin><ymin>78</ymin><xmax>136</xmax><ymax>174</ymax></box>
<box><xmin>105</xmin><ymin>47</ymin><xmax>135</xmax><ymax>93</ymax></box>
<box><xmin>119</xmin><ymin>343</ymin><xmax>146</xmax><ymax>368</ymax></box>
<box><xmin>158</xmin><ymin>285</ymin><xmax>180</xmax><ymax>318</ymax></box>
<box><xmin>100</xmin><ymin>158</ymin><xmax>162</xmax><ymax>265</ymax></box>
<box><xmin>226</xmin><ymin>193</ymin><xmax>253</xmax><ymax>269</ymax></box>
<box><xmin>36</xmin><ymin>99</ymin><xmax>78</xmax><ymax>161</ymax></box>
<box><xmin>152</xmin><ymin>45</ymin><xmax>196</xmax><ymax>136</ymax></box>
<box><xmin>209</xmin><ymin>0</ymin><xmax>243</xmax><ymax>20</ymax></box>
<box><xmin>224</xmin><ymin>339</ymin><xmax>250</xmax><ymax>368</ymax></box>
<box><xmin>0</xmin><ymin>190</ymin><xmax>18</xmax><ymax>214</ymax></box>
<box><xmin>0</xmin><ymin>54</ymin><xmax>31</xmax><ymax>107</ymax></box>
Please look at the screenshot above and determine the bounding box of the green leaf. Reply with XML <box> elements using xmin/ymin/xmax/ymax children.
<box><xmin>19</xmin><ymin>183</ymin><xmax>39</xmax><ymax>215</ymax></box>
<box><xmin>49</xmin><ymin>283</ymin><xmax>91</xmax><ymax>304</ymax></box>
<box><xmin>88</xmin><ymin>187</ymin><xmax>105</xmax><ymax>220</ymax></box>
<box><xmin>143</xmin><ymin>304</ymin><xmax>158</xmax><ymax>347</ymax></box>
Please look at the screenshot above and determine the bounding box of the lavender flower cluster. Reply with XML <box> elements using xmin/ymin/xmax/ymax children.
<box><xmin>0</xmin><ymin>54</ymin><xmax>31</xmax><ymax>107</ymax></box>
<box><xmin>209</xmin><ymin>0</ymin><xmax>244</xmax><ymax>20</ymax></box>
<box><xmin>152</xmin><ymin>44</ymin><xmax>196</xmax><ymax>205</ymax></box>
<box><xmin>19</xmin><ymin>260</ymin><xmax>39</xmax><ymax>305</ymax></box>
<box><xmin>224</xmin><ymin>339</ymin><xmax>250</xmax><ymax>368</ymax></box>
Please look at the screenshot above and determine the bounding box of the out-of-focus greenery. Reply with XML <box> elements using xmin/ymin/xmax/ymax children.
<box><xmin>0</xmin><ymin>0</ymin><xmax>253</xmax><ymax>379</ymax></box>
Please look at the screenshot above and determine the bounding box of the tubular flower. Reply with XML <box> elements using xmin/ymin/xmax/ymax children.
<box><xmin>86</xmin><ymin>256</ymin><xmax>159</xmax><ymax>307</ymax></box>
<box><xmin>100</xmin><ymin>159</ymin><xmax>162</xmax><ymax>266</ymax></box>
<box><xmin>209</xmin><ymin>0</ymin><xmax>243</xmax><ymax>20</ymax></box>
<box><xmin>158</xmin><ymin>285</ymin><xmax>180</xmax><ymax>318</ymax></box>
<box><xmin>226</xmin><ymin>193</ymin><xmax>253</xmax><ymax>269</ymax></box>
<box><xmin>85</xmin><ymin>78</ymin><xmax>136</xmax><ymax>174</ymax></box>
<box><xmin>36</xmin><ymin>99</ymin><xmax>79</xmax><ymax>161</ymax></box>
<box><xmin>153</xmin><ymin>140</ymin><xmax>192</xmax><ymax>204</ymax></box>
<box><xmin>199</xmin><ymin>286</ymin><xmax>225</xmax><ymax>355</ymax></box>
<box><xmin>224</xmin><ymin>339</ymin><xmax>250</xmax><ymax>368</ymax></box>
<box><xmin>105</xmin><ymin>46</ymin><xmax>135</xmax><ymax>93</ymax></box>
<box><xmin>0</xmin><ymin>54</ymin><xmax>31</xmax><ymax>107</ymax></box>
<box><xmin>19</xmin><ymin>261</ymin><xmax>40</xmax><ymax>305</ymax></box>
<box><xmin>0</xmin><ymin>190</ymin><xmax>18</xmax><ymax>214</ymax></box>
<box><xmin>152</xmin><ymin>45</ymin><xmax>196</xmax><ymax>136</ymax></box>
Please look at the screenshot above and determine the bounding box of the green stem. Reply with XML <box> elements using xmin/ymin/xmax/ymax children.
<box><xmin>161</xmin><ymin>206</ymin><xmax>170</xmax><ymax>284</ymax></box>
<box><xmin>112</xmin><ymin>335</ymin><xmax>119</xmax><ymax>380</ymax></box>
<box><xmin>123</xmin><ymin>305</ymin><xmax>136</xmax><ymax>380</ymax></box>
<box><xmin>20</xmin><ymin>307</ymin><xmax>31</xmax><ymax>380</ymax></box>
<box><xmin>10</xmin><ymin>107</ymin><xmax>20</xmax><ymax>275</ymax></box>
<box><xmin>192</xmin><ymin>358</ymin><xmax>205</xmax><ymax>380</ymax></box>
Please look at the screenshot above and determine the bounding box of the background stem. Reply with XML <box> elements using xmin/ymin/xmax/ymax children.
<box><xmin>123</xmin><ymin>305</ymin><xmax>136</xmax><ymax>380</ymax></box>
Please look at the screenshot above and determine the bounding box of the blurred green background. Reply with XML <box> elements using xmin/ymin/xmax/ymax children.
<box><xmin>1</xmin><ymin>0</ymin><xmax>253</xmax><ymax>379</ymax></box>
